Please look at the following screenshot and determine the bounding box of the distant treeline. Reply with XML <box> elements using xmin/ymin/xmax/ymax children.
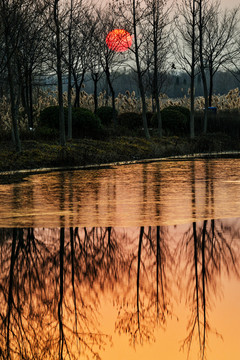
<box><xmin>83</xmin><ymin>69</ymin><xmax>240</xmax><ymax>99</ymax></box>
<box><xmin>40</xmin><ymin>69</ymin><xmax>239</xmax><ymax>99</ymax></box>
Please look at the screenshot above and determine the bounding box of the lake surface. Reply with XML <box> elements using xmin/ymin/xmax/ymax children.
<box><xmin>0</xmin><ymin>158</ymin><xmax>240</xmax><ymax>360</ymax></box>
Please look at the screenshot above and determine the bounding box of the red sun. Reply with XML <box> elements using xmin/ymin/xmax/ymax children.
<box><xmin>106</xmin><ymin>29</ymin><xmax>132</xmax><ymax>52</ymax></box>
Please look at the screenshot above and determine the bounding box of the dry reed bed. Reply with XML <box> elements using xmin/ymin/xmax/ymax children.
<box><xmin>0</xmin><ymin>88</ymin><xmax>239</xmax><ymax>132</ymax></box>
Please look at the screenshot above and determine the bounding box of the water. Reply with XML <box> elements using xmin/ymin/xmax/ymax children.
<box><xmin>0</xmin><ymin>158</ymin><xmax>240</xmax><ymax>360</ymax></box>
<box><xmin>1</xmin><ymin>158</ymin><xmax>240</xmax><ymax>227</ymax></box>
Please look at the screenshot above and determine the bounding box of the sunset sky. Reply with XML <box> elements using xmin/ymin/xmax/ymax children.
<box><xmin>103</xmin><ymin>0</ymin><xmax>239</xmax><ymax>6</ymax></box>
<box><xmin>221</xmin><ymin>0</ymin><xmax>239</xmax><ymax>7</ymax></box>
<box><xmin>105</xmin><ymin>0</ymin><xmax>239</xmax><ymax>8</ymax></box>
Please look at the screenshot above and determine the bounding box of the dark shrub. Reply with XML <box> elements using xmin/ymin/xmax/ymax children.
<box><xmin>118</xmin><ymin>112</ymin><xmax>142</xmax><ymax>130</ymax></box>
<box><xmin>150</xmin><ymin>112</ymin><xmax>159</xmax><ymax>128</ymax></box>
<box><xmin>161</xmin><ymin>109</ymin><xmax>187</xmax><ymax>134</ymax></box>
<box><xmin>39</xmin><ymin>105</ymin><xmax>68</xmax><ymax>130</ymax></box>
<box><xmin>0</xmin><ymin>130</ymin><xmax>11</xmax><ymax>141</ymax></box>
<box><xmin>35</xmin><ymin>126</ymin><xmax>59</xmax><ymax>140</ymax></box>
<box><xmin>96</xmin><ymin>106</ymin><xmax>117</xmax><ymax>126</ymax></box>
<box><xmin>72</xmin><ymin>107</ymin><xmax>104</xmax><ymax>139</ymax></box>
<box><xmin>38</xmin><ymin>106</ymin><xmax>104</xmax><ymax>139</ymax></box>
<box><xmin>146</xmin><ymin>111</ymin><xmax>154</xmax><ymax>127</ymax></box>
<box><xmin>208</xmin><ymin>110</ymin><xmax>240</xmax><ymax>138</ymax></box>
<box><xmin>165</xmin><ymin>105</ymin><xmax>190</xmax><ymax>121</ymax></box>
<box><xmin>151</xmin><ymin>106</ymin><xmax>190</xmax><ymax>130</ymax></box>
<box><xmin>151</xmin><ymin>108</ymin><xmax>187</xmax><ymax>135</ymax></box>
<box><xmin>194</xmin><ymin>109</ymin><xmax>240</xmax><ymax>138</ymax></box>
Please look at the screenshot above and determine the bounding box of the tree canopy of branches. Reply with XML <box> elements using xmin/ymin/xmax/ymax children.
<box><xmin>0</xmin><ymin>0</ymin><xmax>239</xmax><ymax>149</ymax></box>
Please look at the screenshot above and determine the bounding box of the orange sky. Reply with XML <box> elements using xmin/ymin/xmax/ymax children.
<box><xmin>105</xmin><ymin>0</ymin><xmax>239</xmax><ymax>8</ymax></box>
<box><xmin>221</xmin><ymin>0</ymin><xmax>239</xmax><ymax>7</ymax></box>
<box><xmin>98</xmin><ymin>272</ymin><xmax>240</xmax><ymax>360</ymax></box>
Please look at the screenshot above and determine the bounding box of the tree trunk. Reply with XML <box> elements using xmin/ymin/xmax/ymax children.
<box><xmin>190</xmin><ymin>73</ymin><xmax>195</xmax><ymax>138</ymax></box>
<box><xmin>74</xmin><ymin>83</ymin><xmax>80</xmax><ymax>108</ymax></box>
<box><xmin>8</xmin><ymin>70</ymin><xmax>21</xmax><ymax>152</ymax></box>
<box><xmin>58</xmin><ymin>227</ymin><xmax>65</xmax><ymax>360</ymax></box>
<box><xmin>70</xmin><ymin>227</ymin><xmax>78</xmax><ymax>334</ymax></box>
<box><xmin>153</xmin><ymin>10</ymin><xmax>162</xmax><ymax>137</ymax></box>
<box><xmin>106</xmin><ymin>62</ymin><xmax>117</xmax><ymax>127</ymax></box>
<box><xmin>25</xmin><ymin>70</ymin><xmax>31</xmax><ymax>129</ymax></box>
<box><xmin>93</xmin><ymin>74</ymin><xmax>98</xmax><ymax>114</ymax></box>
<box><xmin>193</xmin><ymin>222</ymin><xmax>201</xmax><ymax>350</ymax></box>
<box><xmin>68</xmin><ymin>75</ymin><xmax>72</xmax><ymax>140</ymax></box>
<box><xmin>201</xmin><ymin>220</ymin><xmax>207</xmax><ymax>358</ymax></box>
<box><xmin>208</xmin><ymin>58</ymin><xmax>213</xmax><ymax>107</ymax></box>
<box><xmin>199</xmin><ymin>0</ymin><xmax>208</xmax><ymax>134</ymax></box>
<box><xmin>6</xmin><ymin>229</ymin><xmax>17</xmax><ymax>358</ymax></box>
<box><xmin>54</xmin><ymin>0</ymin><xmax>66</xmax><ymax>146</ymax></box>
<box><xmin>155</xmin><ymin>97</ymin><xmax>162</xmax><ymax>136</ymax></box>
<box><xmin>4</xmin><ymin>29</ymin><xmax>21</xmax><ymax>151</ymax></box>
<box><xmin>153</xmin><ymin>2</ymin><xmax>162</xmax><ymax>137</ymax></box>
<box><xmin>137</xmin><ymin>226</ymin><xmax>144</xmax><ymax>329</ymax></box>
<box><xmin>29</xmin><ymin>71</ymin><xmax>34</xmax><ymax>129</ymax></box>
<box><xmin>73</xmin><ymin>70</ymin><xmax>85</xmax><ymax>108</ymax></box>
<box><xmin>67</xmin><ymin>0</ymin><xmax>73</xmax><ymax>140</ymax></box>
<box><xmin>190</xmin><ymin>0</ymin><xmax>196</xmax><ymax>139</ymax></box>
<box><xmin>133</xmin><ymin>0</ymin><xmax>150</xmax><ymax>139</ymax></box>
<box><xmin>0</xmin><ymin>0</ymin><xmax>38</xmax><ymax>150</ymax></box>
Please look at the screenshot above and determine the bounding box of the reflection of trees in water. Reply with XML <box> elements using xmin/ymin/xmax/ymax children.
<box><xmin>0</xmin><ymin>226</ymin><xmax>174</xmax><ymax>357</ymax></box>
<box><xmin>0</xmin><ymin>227</ymin><xmax>123</xmax><ymax>359</ymax></box>
<box><xmin>115</xmin><ymin>226</ymin><xmax>174</xmax><ymax>347</ymax></box>
<box><xmin>0</xmin><ymin>228</ymin><xmax>50</xmax><ymax>359</ymax></box>
<box><xmin>0</xmin><ymin>220</ymin><xmax>240</xmax><ymax>359</ymax></box>
<box><xmin>176</xmin><ymin>219</ymin><xmax>240</xmax><ymax>359</ymax></box>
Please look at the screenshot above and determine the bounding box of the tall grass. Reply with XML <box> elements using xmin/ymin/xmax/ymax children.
<box><xmin>0</xmin><ymin>87</ymin><xmax>239</xmax><ymax>133</ymax></box>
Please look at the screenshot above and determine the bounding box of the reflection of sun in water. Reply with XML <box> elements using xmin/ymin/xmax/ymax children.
<box><xmin>106</xmin><ymin>29</ymin><xmax>132</xmax><ymax>52</ymax></box>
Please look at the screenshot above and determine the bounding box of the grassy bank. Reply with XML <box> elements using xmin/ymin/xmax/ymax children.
<box><xmin>1</xmin><ymin>132</ymin><xmax>240</xmax><ymax>174</ymax></box>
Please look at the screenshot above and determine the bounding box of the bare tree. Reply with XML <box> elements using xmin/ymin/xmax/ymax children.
<box><xmin>175</xmin><ymin>0</ymin><xmax>199</xmax><ymax>138</ymax></box>
<box><xmin>203</xmin><ymin>5</ymin><xmax>240</xmax><ymax>106</ymax></box>
<box><xmin>112</xmin><ymin>0</ymin><xmax>151</xmax><ymax>138</ymax></box>
<box><xmin>66</xmin><ymin>0</ymin><xmax>74</xmax><ymax>140</ymax></box>
<box><xmin>54</xmin><ymin>0</ymin><xmax>65</xmax><ymax>146</ymax></box>
<box><xmin>144</xmin><ymin>0</ymin><xmax>172</xmax><ymax>137</ymax></box>
<box><xmin>198</xmin><ymin>0</ymin><xmax>210</xmax><ymax>134</ymax></box>
<box><xmin>62</xmin><ymin>0</ymin><xmax>94</xmax><ymax>138</ymax></box>
<box><xmin>132</xmin><ymin>0</ymin><xmax>151</xmax><ymax>138</ymax></box>
<box><xmin>16</xmin><ymin>2</ymin><xmax>48</xmax><ymax>130</ymax></box>
<box><xmin>0</xmin><ymin>0</ymin><xmax>27</xmax><ymax>152</ymax></box>
<box><xmin>63</xmin><ymin>2</ymin><xmax>98</xmax><ymax>109</ymax></box>
<box><xmin>42</xmin><ymin>0</ymin><xmax>66</xmax><ymax>145</ymax></box>
<box><xmin>96</xmin><ymin>4</ymin><xmax>127</xmax><ymax>126</ymax></box>
<box><xmin>176</xmin><ymin>0</ymin><xmax>230</xmax><ymax>135</ymax></box>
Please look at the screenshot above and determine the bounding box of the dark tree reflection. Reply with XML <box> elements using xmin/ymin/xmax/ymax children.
<box><xmin>0</xmin><ymin>228</ymin><xmax>49</xmax><ymax>359</ymax></box>
<box><xmin>115</xmin><ymin>226</ymin><xmax>174</xmax><ymax>347</ymax></box>
<box><xmin>0</xmin><ymin>227</ymin><xmax>117</xmax><ymax>360</ymax></box>
<box><xmin>176</xmin><ymin>219</ymin><xmax>240</xmax><ymax>359</ymax></box>
<box><xmin>0</xmin><ymin>221</ymin><xmax>240</xmax><ymax>360</ymax></box>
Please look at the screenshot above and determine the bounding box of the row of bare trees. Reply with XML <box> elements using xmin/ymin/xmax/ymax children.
<box><xmin>0</xmin><ymin>0</ymin><xmax>239</xmax><ymax>150</ymax></box>
<box><xmin>176</xmin><ymin>0</ymin><xmax>240</xmax><ymax>137</ymax></box>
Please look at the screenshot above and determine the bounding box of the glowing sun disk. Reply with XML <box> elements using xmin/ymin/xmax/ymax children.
<box><xmin>106</xmin><ymin>29</ymin><xmax>132</xmax><ymax>52</ymax></box>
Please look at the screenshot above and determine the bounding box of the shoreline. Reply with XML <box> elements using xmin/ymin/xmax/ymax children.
<box><xmin>1</xmin><ymin>135</ymin><xmax>240</xmax><ymax>181</ymax></box>
<box><xmin>1</xmin><ymin>149</ymin><xmax>240</xmax><ymax>179</ymax></box>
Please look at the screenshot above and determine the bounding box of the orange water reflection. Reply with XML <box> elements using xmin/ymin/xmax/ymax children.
<box><xmin>0</xmin><ymin>222</ymin><xmax>240</xmax><ymax>360</ymax></box>
<box><xmin>1</xmin><ymin>158</ymin><xmax>240</xmax><ymax>228</ymax></box>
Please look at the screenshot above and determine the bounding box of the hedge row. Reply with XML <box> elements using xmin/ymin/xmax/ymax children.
<box><xmin>37</xmin><ymin>105</ymin><xmax>240</xmax><ymax>140</ymax></box>
<box><xmin>38</xmin><ymin>106</ymin><xmax>104</xmax><ymax>139</ymax></box>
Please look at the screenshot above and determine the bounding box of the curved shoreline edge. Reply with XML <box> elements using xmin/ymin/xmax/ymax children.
<box><xmin>1</xmin><ymin>150</ymin><xmax>240</xmax><ymax>177</ymax></box>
